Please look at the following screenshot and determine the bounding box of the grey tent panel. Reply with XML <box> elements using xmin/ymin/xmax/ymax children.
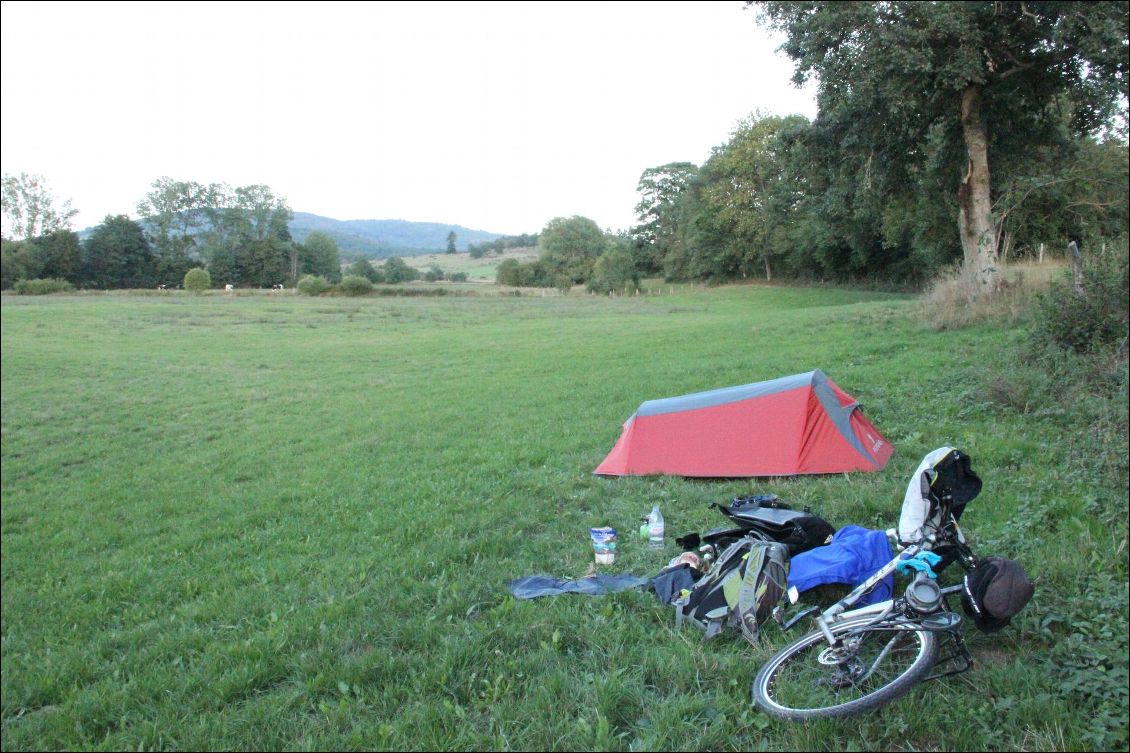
<box><xmin>633</xmin><ymin>370</ymin><xmax>827</xmax><ymax>419</ymax></box>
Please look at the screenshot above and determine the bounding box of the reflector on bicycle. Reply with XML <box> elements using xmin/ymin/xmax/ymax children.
<box><xmin>897</xmin><ymin>447</ymin><xmax>981</xmax><ymax>545</ymax></box>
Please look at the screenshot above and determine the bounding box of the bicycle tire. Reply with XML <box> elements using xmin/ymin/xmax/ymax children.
<box><xmin>752</xmin><ymin>615</ymin><xmax>938</xmax><ymax>721</ymax></box>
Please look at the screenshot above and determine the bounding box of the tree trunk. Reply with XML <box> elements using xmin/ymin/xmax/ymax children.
<box><xmin>957</xmin><ymin>86</ymin><xmax>1001</xmax><ymax>292</ymax></box>
<box><xmin>764</xmin><ymin>255</ymin><xmax>772</xmax><ymax>282</ymax></box>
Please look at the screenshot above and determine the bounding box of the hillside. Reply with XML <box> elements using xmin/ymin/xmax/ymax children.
<box><xmin>78</xmin><ymin>213</ymin><xmax>505</xmax><ymax>259</ymax></box>
<box><xmin>288</xmin><ymin>213</ymin><xmax>503</xmax><ymax>258</ymax></box>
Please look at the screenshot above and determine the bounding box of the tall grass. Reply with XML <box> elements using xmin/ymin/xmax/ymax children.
<box><xmin>1</xmin><ymin>283</ymin><xmax>1126</xmax><ymax>750</ymax></box>
<box><xmin>918</xmin><ymin>260</ymin><xmax>1067</xmax><ymax>330</ymax></box>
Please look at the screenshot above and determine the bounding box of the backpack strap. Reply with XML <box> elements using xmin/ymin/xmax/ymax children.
<box><xmin>734</xmin><ymin>542</ymin><xmax>790</xmax><ymax>645</ymax></box>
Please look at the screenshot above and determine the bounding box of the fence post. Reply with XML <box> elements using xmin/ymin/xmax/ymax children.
<box><xmin>1068</xmin><ymin>241</ymin><xmax>1084</xmax><ymax>296</ymax></box>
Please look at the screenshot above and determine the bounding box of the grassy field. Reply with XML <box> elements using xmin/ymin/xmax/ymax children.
<box><xmin>2</xmin><ymin>282</ymin><xmax>1126</xmax><ymax>750</ymax></box>
<box><xmin>386</xmin><ymin>248</ymin><xmax>540</xmax><ymax>282</ymax></box>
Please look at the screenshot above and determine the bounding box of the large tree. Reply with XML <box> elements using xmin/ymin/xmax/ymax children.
<box><xmin>538</xmin><ymin>215</ymin><xmax>608</xmax><ymax>284</ymax></box>
<box><xmin>632</xmin><ymin>162</ymin><xmax>699</xmax><ymax>276</ymax></box>
<box><xmin>82</xmin><ymin>215</ymin><xmax>156</xmax><ymax>289</ymax></box>
<box><xmin>754</xmin><ymin>1</ymin><xmax>1129</xmax><ymax>290</ymax></box>
<box><xmin>300</xmin><ymin>231</ymin><xmax>342</xmax><ymax>281</ymax></box>
<box><xmin>1</xmin><ymin>173</ymin><xmax>78</xmax><ymax>241</ymax></box>
<box><xmin>30</xmin><ymin>230</ymin><xmax>82</xmax><ymax>283</ymax></box>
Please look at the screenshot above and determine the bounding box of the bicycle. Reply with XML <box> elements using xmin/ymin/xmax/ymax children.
<box><xmin>751</xmin><ymin>448</ymin><xmax>1029</xmax><ymax>721</ymax></box>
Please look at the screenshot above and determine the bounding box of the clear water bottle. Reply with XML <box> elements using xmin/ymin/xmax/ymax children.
<box><xmin>648</xmin><ymin>505</ymin><xmax>665</xmax><ymax>549</ymax></box>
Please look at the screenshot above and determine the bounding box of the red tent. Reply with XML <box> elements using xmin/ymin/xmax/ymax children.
<box><xmin>594</xmin><ymin>370</ymin><xmax>893</xmax><ymax>477</ymax></box>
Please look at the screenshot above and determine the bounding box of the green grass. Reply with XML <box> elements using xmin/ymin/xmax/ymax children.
<box><xmin>390</xmin><ymin>248</ymin><xmax>540</xmax><ymax>282</ymax></box>
<box><xmin>2</xmin><ymin>284</ymin><xmax>1126</xmax><ymax>751</ymax></box>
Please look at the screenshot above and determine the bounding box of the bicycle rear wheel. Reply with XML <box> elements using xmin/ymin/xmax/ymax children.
<box><xmin>752</xmin><ymin>615</ymin><xmax>938</xmax><ymax>720</ymax></box>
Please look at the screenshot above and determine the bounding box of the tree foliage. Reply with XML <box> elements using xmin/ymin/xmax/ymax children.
<box><xmin>136</xmin><ymin>178</ymin><xmax>295</xmax><ymax>288</ymax></box>
<box><xmin>1</xmin><ymin>173</ymin><xmax>78</xmax><ymax>241</ymax></box>
<box><xmin>538</xmin><ymin>216</ymin><xmax>608</xmax><ymax>284</ymax></box>
<box><xmin>632</xmin><ymin>163</ymin><xmax>699</xmax><ymax>277</ymax></box>
<box><xmin>752</xmin><ymin>0</ymin><xmax>1130</xmax><ymax>289</ymax></box>
<box><xmin>468</xmin><ymin>233</ymin><xmax>538</xmax><ymax>258</ymax></box>
<box><xmin>337</xmin><ymin>274</ymin><xmax>374</xmax><ymax>295</ymax></box>
<box><xmin>296</xmin><ymin>274</ymin><xmax>331</xmax><ymax>296</ymax></box>
<box><xmin>627</xmin><ymin>4</ymin><xmax>1128</xmax><ymax>288</ymax></box>
<box><xmin>382</xmin><ymin>256</ymin><xmax>419</xmax><ymax>283</ymax></box>
<box><xmin>83</xmin><ymin>215</ymin><xmax>156</xmax><ymax>289</ymax></box>
<box><xmin>183</xmin><ymin>267</ymin><xmax>211</xmax><ymax>292</ymax></box>
<box><xmin>299</xmin><ymin>231</ymin><xmax>342</xmax><ymax>282</ymax></box>
<box><xmin>587</xmin><ymin>240</ymin><xmax>639</xmax><ymax>294</ymax></box>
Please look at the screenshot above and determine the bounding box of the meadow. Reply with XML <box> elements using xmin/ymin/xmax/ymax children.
<box><xmin>391</xmin><ymin>248</ymin><xmax>540</xmax><ymax>282</ymax></box>
<box><xmin>2</xmin><ymin>281</ymin><xmax>1126</xmax><ymax>751</ymax></box>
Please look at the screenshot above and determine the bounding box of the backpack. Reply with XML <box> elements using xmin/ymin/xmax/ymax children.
<box><xmin>674</xmin><ymin>537</ymin><xmax>789</xmax><ymax>644</ymax></box>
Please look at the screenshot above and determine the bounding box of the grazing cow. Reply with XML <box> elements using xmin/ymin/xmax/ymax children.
<box><xmin>157</xmin><ymin>283</ymin><xmax>168</xmax><ymax>290</ymax></box>
<box><xmin>225</xmin><ymin>283</ymin><xmax>234</xmax><ymax>291</ymax></box>
<box><xmin>272</xmin><ymin>283</ymin><xmax>285</xmax><ymax>291</ymax></box>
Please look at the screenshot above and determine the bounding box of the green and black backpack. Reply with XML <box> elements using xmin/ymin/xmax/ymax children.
<box><xmin>674</xmin><ymin>536</ymin><xmax>789</xmax><ymax>644</ymax></box>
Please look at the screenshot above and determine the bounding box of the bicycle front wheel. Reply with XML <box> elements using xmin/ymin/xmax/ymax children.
<box><xmin>752</xmin><ymin>615</ymin><xmax>938</xmax><ymax>721</ymax></box>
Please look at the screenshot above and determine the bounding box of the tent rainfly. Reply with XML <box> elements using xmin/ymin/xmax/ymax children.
<box><xmin>594</xmin><ymin>369</ymin><xmax>893</xmax><ymax>477</ymax></box>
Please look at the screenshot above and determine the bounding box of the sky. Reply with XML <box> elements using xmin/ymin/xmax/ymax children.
<box><xmin>0</xmin><ymin>0</ymin><xmax>816</xmax><ymax>236</ymax></box>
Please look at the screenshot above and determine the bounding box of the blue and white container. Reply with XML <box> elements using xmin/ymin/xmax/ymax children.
<box><xmin>590</xmin><ymin>527</ymin><xmax>618</xmax><ymax>565</ymax></box>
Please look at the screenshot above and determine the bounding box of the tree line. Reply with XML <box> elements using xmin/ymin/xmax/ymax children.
<box><xmin>496</xmin><ymin>3</ymin><xmax>1127</xmax><ymax>294</ymax></box>
<box><xmin>1</xmin><ymin>176</ymin><xmax>342</xmax><ymax>290</ymax></box>
<box><xmin>5</xmin><ymin>3</ymin><xmax>1126</xmax><ymax>295</ymax></box>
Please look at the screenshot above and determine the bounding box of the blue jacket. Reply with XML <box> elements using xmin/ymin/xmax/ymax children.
<box><xmin>788</xmin><ymin>525</ymin><xmax>894</xmax><ymax>605</ymax></box>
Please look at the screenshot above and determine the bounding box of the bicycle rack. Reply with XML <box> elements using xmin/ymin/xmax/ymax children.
<box><xmin>925</xmin><ymin>628</ymin><xmax>973</xmax><ymax>681</ymax></box>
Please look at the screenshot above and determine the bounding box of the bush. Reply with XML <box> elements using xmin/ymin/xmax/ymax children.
<box><xmin>12</xmin><ymin>278</ymin><xmax>73</xmax><ymax>295</ymax></box>
<box><xmin>449</xmin><ymin>272</ymin><xmax>468</xmax><ymax>282</ymax></box>
<box><xmin>587</xmin><ymin>247</ymin><xmax>639</xmax><ymax>294</ymax></box>
<box><xmin>346</xmin><ymin>258</ymin><xmax>380</xmax><ymax>282</ymax></box>
<box><xmin>383</xmin><ymin>257</ymin><xmax>419</xmax><ymax>283</ymax></box>
<box><xmin>424</xmin><ymin>265</ymin><xmax>445</xmax><ymax>282</ymax></box>
<box><xmin>337</xmin><ymin>275</ymin><xmax>374</xmax><ymax>296</ymax></box>
<box><xmin>183</xmin><ymin>267</ymin><xmax>211</xmax><ymax>293</ymax></box>
<box><xmin>1031</xmin><ymin>240</ymin><xmax>1129</xmax><ymax>355</ymax></box>
<box><xmin>296</xmin><ymin>274</ymin><xmax>330</xmax><ymax>296</ymax></box>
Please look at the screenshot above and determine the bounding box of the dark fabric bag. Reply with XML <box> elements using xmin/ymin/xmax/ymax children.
<box><xmin>712</xmin><ymin>495</ymin><xmax>834</xmax><ymax>556</ymax></box>
<box><xmin>961</xmin><ymin>556</ymin><xmax>1034</xmax><ymax>633</ymax></box>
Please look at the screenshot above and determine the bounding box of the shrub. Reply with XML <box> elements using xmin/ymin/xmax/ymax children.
<box><xmin>183</xmin><ymin>267</ymin><xmax>211</xmax><ymax>293</ymax></box>
<box><xmin>337</xmin><ymin>275</ymin><xmax>374</xmax><ymax>296</ymax></box>
<box><xmin>12</xmin><ymin>278</ymin><xmax>73</xmax><ymax>295</ymax></box>
<box><xmin>383</xmin><ymin>257</ymin><xmax>419</xmax><ymax>283</ymax></box>
<box><xmin>449</xmin><ymin>272</ymin><xmax>468</xmax><ymax>282</ymax></box>
<box><xmin>1031</xmin><ymin>240</ymin><xmax>1129</xmax><ymax>355</ymax></box>
<box><xmin>296</xmin><ymin>274</ymin><xmax>330</xmax><ymax>296</ymax></box>
<box><xmin>424</xmin><ymin>265</ymin><xmax>445</xmax><ymax>282</ymax></box>
<box><xmin>346</xmin><ymin>258</ymin><xmax>379</xmax><ymax>282</ymax></box>
<box><xmin>587</xmin><ymin>247</ymin><xmax>639</xmax><ymax>294</ymax></box>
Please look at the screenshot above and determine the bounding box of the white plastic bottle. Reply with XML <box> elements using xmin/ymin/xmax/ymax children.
<box><xmin>648</xmin><ymin>505</ymin><xmax>665</xmax><ymax>549</ymax></box>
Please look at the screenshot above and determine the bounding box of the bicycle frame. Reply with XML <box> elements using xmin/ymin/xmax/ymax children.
<box><xmin>805</xmin><ymin>515</ymin><xmax>976</xmax><ymax>647</ymax></box>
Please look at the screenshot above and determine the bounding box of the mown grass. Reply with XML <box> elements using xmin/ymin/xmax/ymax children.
<box><xmin>393</xmin><ymin>248</ymin><xmax>540</xmax><ymax>282</ymax></box>
<box><xmin>1</xmin><ymin>283</ymin><xmax>1126</xmax><ymax>751</ymax></box>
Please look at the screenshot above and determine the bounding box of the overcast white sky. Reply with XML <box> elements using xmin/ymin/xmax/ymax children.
<box><xmin>1</xmin><ymin>0</ymin><xmax>816</xmax><ymax>236</ymax></box>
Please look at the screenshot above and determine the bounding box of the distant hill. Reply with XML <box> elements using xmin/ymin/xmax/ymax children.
<box><xmin>290</xmin><ymin>213</ymin><xmax>502</xmax><ymax>258</ymax></box>
<box><xmin>78</xmin><ymin>212</ymin><xmax>505</xmax><ymax>259</ymax></box>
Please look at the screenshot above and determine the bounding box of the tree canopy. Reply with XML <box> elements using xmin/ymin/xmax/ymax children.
<box><xmin>752</xmin><ymin>0</ymin><xmax>1130</xmax><ymax>289</ymax></box>
<box><xmin>538</xmin><ymin>216</ymin><xmax>608</xmax><ymax>284</ymax></box>
<box><xmin>1</xmin><ymin>173</ymin><xmax>78</xmax><ymax>241</ymax></box>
